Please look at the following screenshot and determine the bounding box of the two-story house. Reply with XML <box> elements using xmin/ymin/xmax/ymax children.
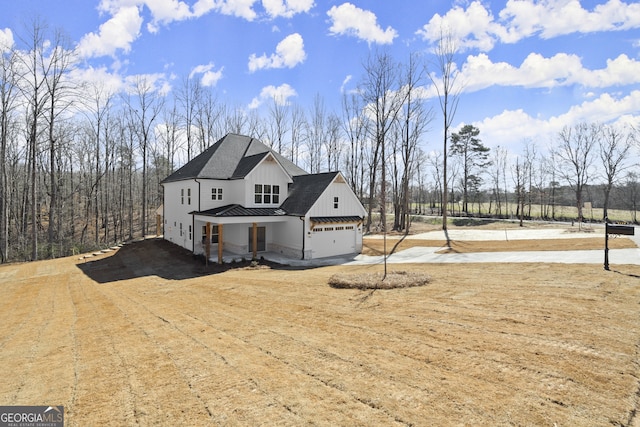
<box><xmin>160</xmin><ymin>133</ymin><xmax>366</xmax><ymax>262</ymax></box>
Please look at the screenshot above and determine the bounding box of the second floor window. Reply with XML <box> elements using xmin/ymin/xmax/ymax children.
<box><xmin>255</xmin><ymin>184</ymin><xmax>280</xmax><ymax>204</ymax></box>
<box><xmin>211</xmin><ymin>188</ymin><xmax>223</xmax><ymax>201</ymax></box>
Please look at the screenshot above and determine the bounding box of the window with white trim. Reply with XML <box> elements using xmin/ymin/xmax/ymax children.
<box><xmin>254</xmin><ymin>184</ymin><xmax>280</xmax><ymax>204</ymax></box>
<box><xmin>181</xmin><ymin>189</ymin><xmax>184</xmax><ymax>205</ymax></box>
<box><xmin>333</xmin><ymin>196</ymin><xmax>339</xmax><ymax>209</ymax></box>
<box><xmin>211</xmin><ymin>188</ymin><xmax>223</xmax><ymax>201</ymax></box>
<box><xmin>187</xmin><ymin>188</ymin><xmax>191</xmax><ymax>205</ymax></box>
<box><xmin>202</xmin><ymin>225</ymin><xmax>220</xmax><ymax>244</ymax></box>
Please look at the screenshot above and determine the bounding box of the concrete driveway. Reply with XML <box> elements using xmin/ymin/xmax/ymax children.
<box><xmin>260</xmin><ymin>225</ymin><xmax>639</xmax><ymax>267</ymax></box>
<box><xmin>348</xmin><ymin>225</ymin><xmax>640</xmax><ymax>266</ymax></box>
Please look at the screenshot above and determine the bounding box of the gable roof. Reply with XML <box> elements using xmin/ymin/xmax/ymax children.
<box><xmin>279</xmin><ymin>171</ymin><xmax>340</xmax><ymax>216</ymax></box>
<box><xmin>161</xmin><ymin>133</ymin><xmax>307</xmax><ymax>183</ymax></box>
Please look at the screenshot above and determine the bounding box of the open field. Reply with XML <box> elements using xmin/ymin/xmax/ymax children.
<box><xmin>409</xmin><ymin>203</ymin><xmax>638</xmax><ymax>223</ymax></box>
<box><xmin>1</xmin><ymin>235</ymin><xmax>640</xmax><ymax>426</ymax></box>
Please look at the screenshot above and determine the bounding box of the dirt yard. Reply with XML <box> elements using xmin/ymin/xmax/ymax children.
<box><xmin>1</xmin><ymin>233</ymin><xmax>639</xmax><ymax>426</ymax></box>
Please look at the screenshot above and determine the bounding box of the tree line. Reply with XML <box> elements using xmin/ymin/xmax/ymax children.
<box><xmin>0</xmin><ymin>20</ymin><xmax>638</xmax><ymax>262</ymax></box>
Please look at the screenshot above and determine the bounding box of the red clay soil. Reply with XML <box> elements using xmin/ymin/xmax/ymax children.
<box><xmin>0</xmin><ymin>238</ymin><xmax>639</xmax><ymax>426</ymax></box>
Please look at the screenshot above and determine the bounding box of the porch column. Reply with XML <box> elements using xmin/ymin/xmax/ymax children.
<box><xmin>205</xmin><ymin>222</ymin><xmax>211</xmax><ymax>266</ymax></box>
<box><xmin>252</xmin><ymin>222</ymin><xmax>258</xmax><ymax>260</ymax></box>
<box><xmin>217</xmin><ymin>224</ymin><xmax>224</xmax><ymax>264</ymax></box>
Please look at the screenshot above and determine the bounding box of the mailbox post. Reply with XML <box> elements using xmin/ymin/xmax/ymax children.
<box><xmin>604</xmin><ymin>218</ymin><xmax>635</xmax><ymax>270</ymax></box>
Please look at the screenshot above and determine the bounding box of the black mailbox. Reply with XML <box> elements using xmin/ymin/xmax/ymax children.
<box><xmin>606</xmin><ymin>224</ymin><xmax>635</xmax><ymax>236</ymax></box>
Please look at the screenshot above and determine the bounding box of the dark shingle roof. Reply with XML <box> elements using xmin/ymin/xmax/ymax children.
<box><xmin>279</xmin><ymin>172</ymin><xmax>339</xmax><ymax>216</ymax></box>
<box><xmin>161</xmin><ymin>133</ymin><xmax>306</xmax><ymax>183</ymax></box>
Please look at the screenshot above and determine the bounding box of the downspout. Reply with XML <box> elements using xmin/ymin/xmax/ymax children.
<box><xmin>161</xmin><ymin>183</ymin><xmax>165</xmax><ymax>238</ymax></box>
<box><xmin>300</xmin><ymin>216</ymin><xmax>305</xmax><ymax>260</ymax></box>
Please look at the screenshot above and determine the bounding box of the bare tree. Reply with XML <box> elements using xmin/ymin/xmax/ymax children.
<box><xmin>511</xmin><ymin>156</ymin><xmax>529</xmax><ymax>227</ymax></box>
<box><xmin>623</xmin><ymin>172</ymin><xmax>640</xmax><ymax>223</ymax></box>
<box><xmin>393</xmin><ymin>52</ymin><xmax>432</xmax><ymax>232</ymax></box>
<box><xmin>125</xmin><ymin>76</ymin><xmax>165</xmax><ymax>238</ymax></box>
<box><xmin>555</xmin><ymin>123</ymin><xmax>599</xmax><ymax>225</ymax></box>
<box><xmin>43</xmin><ymin>30</ymin><xmax>77</xmax><ymax>256</ymax></box>
<box><xmin>599</xmin><ymin>124</ymin><xmax>632</xmax><ymax>220</ymax></box>
<box><xmin>0</xmin><ymin>39</ymin><xmax>19</xmax><ymax>262</ymax></box>
<box><xmin>489</xmin><ymin>146</ymin><xmax>508</xmax><ymax>217</ymax></box>
<box><xmin>429</xmin><ymin>29</ymin><xmax>461</xmax><ymax>231</ymax></box>
<box><xmin>223</xmin><ymin>105</ymin><xmax>248</xmax><ymax>135</ymax></box>
<box><xmin>428</xmin><ymin>150</ymin><xmax>444</xmax><ymax>215</ymax></box>
<box><xmin>194</xmin><ymin>87</ymin><xmax>221</xmax><ymax>150</ymax></box>
<box><xmin>82</xmin><ymin>82</ymin><xmax>113</xmax><ymax>246</ymax></box>
<box><xmin>306</xmin><ymin>93</ymin><xmax>326</xmax><ymax>174</ymax></box>
<box><xmin>325</xmin><ymin>113</ymin><xmax>342</xmax><ymax>171</ymax></box>
<box><xmin>289</xmin><ymin>103</ymin><xmax>306</xmax><ymax>165</ymax></box>
<box><xmin>159</xmin><ymin>102</ymin><xmax>180</xmax><ymax>174</ymax></box>
<box><xmin>176</xmin><ymin>76</ymin><xmax>200</xmax><ymax>162</ymax></box>
<box><xmin>360</xmin><ymin>50</ymin><xmax>405</xmax><ymax>235</ymax></box>
<box><xmin>267</xmin><ymin>94</ymin><xmax>289</xmax><ymax>154</ymax></box>
<box><xmin>341</xmin><ymin>92</ymin><xmax>367</xmax><ymax>198</ymax></box>
<box><xmin>17</xmin><ymin>18</ymin><xmax>53</xmax><ymax>260</ymax></box>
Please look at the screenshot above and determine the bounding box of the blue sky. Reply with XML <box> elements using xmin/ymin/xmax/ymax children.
<box><xmin>1</xmin><ymin>0</ymin><xmax>640</xmax><ymax>154</ymax></box>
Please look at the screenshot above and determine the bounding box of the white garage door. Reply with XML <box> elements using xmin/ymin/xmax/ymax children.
<box><xmin>311</xmin><ymin>225</ymin><xmax>356</xmax><ymax>258</ymax></box>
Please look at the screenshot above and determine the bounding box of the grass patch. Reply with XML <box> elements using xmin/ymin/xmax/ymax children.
<box><xmin>328</xmin><ymin>270</ymin><xmax>431</xmax><ymax>290</ymax></box>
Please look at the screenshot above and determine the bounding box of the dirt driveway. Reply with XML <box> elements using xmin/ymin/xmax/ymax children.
<box><xmin>1</xmin><ymin>238</ymin><xmax>639</xmax><ymax>426</ymax></box>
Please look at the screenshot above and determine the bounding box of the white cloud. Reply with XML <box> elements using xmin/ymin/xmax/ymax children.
<box><xmin>78</xmin><ymin>5</ymin><xmax>143</xmax><ymax>58</ymax></box>
<box><xmin>417</xmin><ymin>0</ymin><xmax>640</xmax><ymax>51</ymax></box>
<box><xmin>144</xmin><ymin>0</ymin><xmax>193</xmax><ymax>32</ymax></box>
<box><xmin>192</xmin><ymin>0</ymin><xmax>259</xmax><ymax>21</ymax></box>
<box><xmin>578</xmin><ymin>54</ymin><xmax>640</xmax><ymax>87</ymax></box>
<box><xmin>456</xmin><ymin>52</ymin><xmax>640</xmax><ymax>95</ymax></box>
<box><xmin>248</xmin><ymin>33</ymin><xmax>306</xmax><ymax>72</ymax></box>
<box><xmin>69</xmin><ymin>65</ymin><xmax>125</xmax><ymax>94</ymax></box>
<box><xmin>248</xmin><ymin>83</ymin><xmax>297</xmax><ymax>109</ymax></box>
<box><xmin>500</xmin><ymin>0</ymin><xmax>640</xmax><ymax>40</ymax></box>
<box><xmin>262</xmin><ymin>0</ymin><xmax>314</xmax><ymax>19</ymax></box>
<box><xmin>0</xmin><ymin>28</ymin><xmax>13</xmax><ymax>52</ymax></box>
<box><xmin>123</xmin><ymin>72</ymin><xmax>172</xmax><ymax>95</ymax></box>
<box><xmin>416</xmin><ymin>1</ymin><xmax>504</xmax><ymax>51</ymax></box>
<box><xmin>340</xmin><ymin>74</ymin><xmax>352</xmax><ymax>93</ymax></box>
<box><xmin>473</xmin><ymin>90</ymin><xmax>640</xmax><ymax>149</ymax></box>
<box><xmin>327</xmin><ymin>3</ymin><xmax>397</xmax><ymax>45</ymax></box>
<box><xmin>189</xmin><ymin>62</ymin><xmax>224</xmax><ymax>86</ymax></box>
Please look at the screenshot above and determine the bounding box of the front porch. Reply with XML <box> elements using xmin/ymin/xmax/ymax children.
<box><xmin>192</xmin><ymin>208</ymin><xmax>296</xmax><ymax>264</ymax></box>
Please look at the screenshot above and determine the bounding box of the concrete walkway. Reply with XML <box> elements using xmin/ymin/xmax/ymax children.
<box><xmin>261</xmin><ymin>225</ymin><xmax>640</xmax><ymax>267</ymax></box>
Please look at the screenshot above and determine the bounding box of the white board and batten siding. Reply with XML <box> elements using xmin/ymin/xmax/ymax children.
<box><xmin>163</xmin><ymin>180</ymin><xmax>197</xmax><ymax>250</ymax></box>
<box><xmin>307</xmin><ymin>176</ymin><xmax>366</xmax><ymax>259</ymax></box>
<box><xmin>199</xmin><ymin>179</ymin><xmax>243</xmax><ymax>212</ymax></box>
<box><xmin>244</xmin><ymin>155</ymin><xmax>292</xmax><ymax>208</ymax></box>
